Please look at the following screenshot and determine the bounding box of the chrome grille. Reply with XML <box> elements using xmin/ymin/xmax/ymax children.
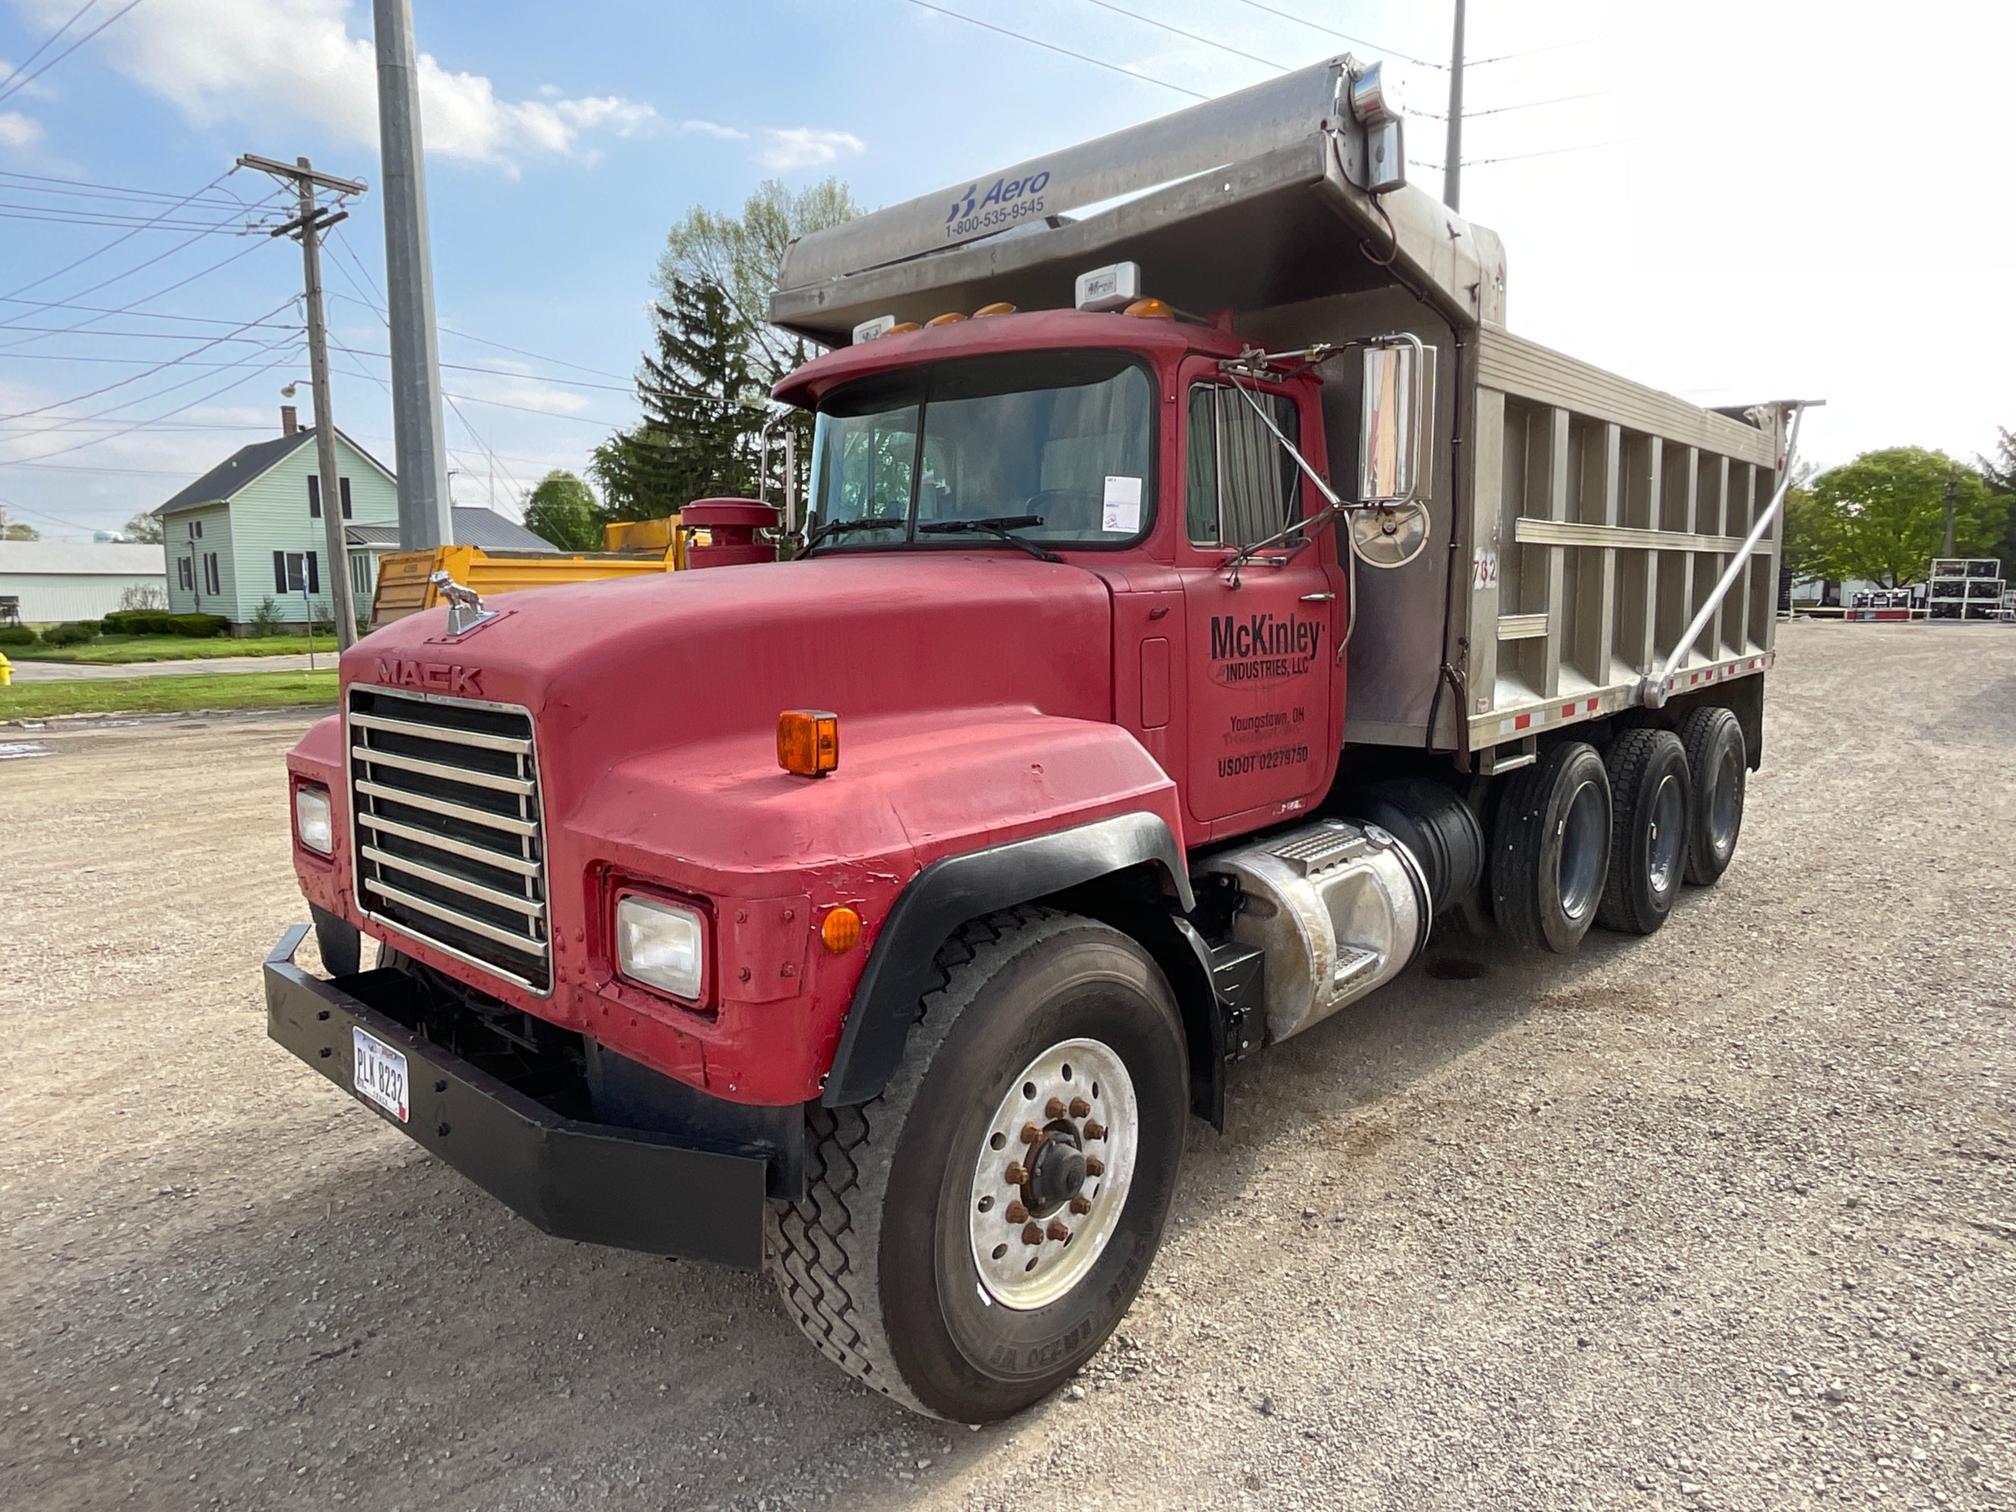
<box><xmin>347</xmin><ymin>685</ymin><xmax>550</xmax><ymax>992</ymax></box>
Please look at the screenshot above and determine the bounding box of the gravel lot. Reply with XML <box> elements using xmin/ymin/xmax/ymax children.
<box><xmin>2</xmin><ymin>621</ymin><xmax>2011</xmax><ymax>1511</ymax></box>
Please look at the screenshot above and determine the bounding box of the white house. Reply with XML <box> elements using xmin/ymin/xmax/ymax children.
<box><xmin>0</xmin><ymin>541</ymin><xmax>167</xmax><ymax>623</ymax></box>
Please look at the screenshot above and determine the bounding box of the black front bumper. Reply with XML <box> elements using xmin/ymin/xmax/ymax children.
<box><xmin>263</xmin><ymin>925</ymin><xmax>768</xmax><ymax>1269</ymax></box>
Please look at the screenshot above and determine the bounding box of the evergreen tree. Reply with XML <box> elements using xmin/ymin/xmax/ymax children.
<box><xmin>1979</xmin><ymin>426</ymin><xmax>2016</xmax><ymax>572</ymax></box>
<box><xmin>591</xmin><ymin>278</ymin><xmax>758</xmax><ymax>521</ymax></box>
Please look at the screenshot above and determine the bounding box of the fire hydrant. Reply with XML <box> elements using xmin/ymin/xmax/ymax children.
<box><xmin>0</xmin><ymin>652</ymin><xmax>11</xmax><ymax>686</ymax></box>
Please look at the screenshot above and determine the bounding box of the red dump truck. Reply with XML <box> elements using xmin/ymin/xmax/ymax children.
<box><xmin>266</xmin><ymin>56</ymin><xmax>1805</xmax><ymax>1421</ymax></box>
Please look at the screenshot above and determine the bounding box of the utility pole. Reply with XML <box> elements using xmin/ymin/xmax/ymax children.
<box><xmin>373</xmin><ymin>0</ymin><xmax>454</xmax><ymax>551</ymax></box>
<box><xmin>1443</xmin><ymin>0</ymin><xmax>1467</xmax><ymax>210</ymax></box>
<box><xmin>239</xmin><ymin>152</ymin><xmax>366</xmax><ymax>651</ymax></box>
<box><xmin>1940</xmin><ymin>466</ymin><xmax>1958</xmax><ymax>559</ymax></box>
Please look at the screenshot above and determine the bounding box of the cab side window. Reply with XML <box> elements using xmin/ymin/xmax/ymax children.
<box><xmin>1186</xmin><ymin>384</ymin><xmax>1301</xmax><ymax>547</ymax></box>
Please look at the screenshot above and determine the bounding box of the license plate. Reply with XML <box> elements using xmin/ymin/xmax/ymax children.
<box><xmin>352</xmin><ymin>1026</ymin><xmax>410</xmax><ymax>1123</ymax></box>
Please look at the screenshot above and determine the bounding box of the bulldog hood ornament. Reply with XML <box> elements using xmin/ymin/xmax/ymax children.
<box><xmin>430</xmin><ymin>571</ymin><xmax>498</xmax><ymax>637</ymax></box>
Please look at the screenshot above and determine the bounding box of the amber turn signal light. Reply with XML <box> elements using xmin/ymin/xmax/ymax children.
<box><xmin>925</xmin><ymin>311</ymin><xmax>967</xmax><ymax>326</ymax></box>
<box><xmin>973</xmin><ymin>301</ymin><xmax>1017</xmax><ymax>317</ymax></box>
<box><xmin>821</xmin><ymin>906</ymin><xmax>863</xmax><ymax>954</ymax></box>
<box><xmin>777</xmin><ymin>709</ymin><xmax>839</xmax><ymax>777</ymax></box>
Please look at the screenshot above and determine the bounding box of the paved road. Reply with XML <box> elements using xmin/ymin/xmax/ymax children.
<box><xmin>4</xmin><ymin>652</ymin><xmax>324</xmax><ymax>682</ymax></box>
<box><xmin>1</xmin><ymin>623</ymin><xmax>2010</xmax><ymax>1510</ymax></box>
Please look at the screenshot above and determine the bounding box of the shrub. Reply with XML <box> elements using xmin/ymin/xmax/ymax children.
<box><xmin>117</xmin><ymin>583</ymin><xmax>167</xmax><ymax>611</ymax></box>
<box><xmin>248</xmin><ymin>596</ymin><xmax>284</xmax><ymax>637</ymax></box>
<box><xmin>41</xmin><ymin>621</ymin><xmax>101</xmax><ymax>647</ymax></box>
<box><xmin>98</xmin><ymin>610</ymin><xmax>229</xmax><ymax>637</ymax></box>
<box><xmin>0</xmin><ymin>624</ymin><xmax>38</xmax><ymax>646</ymax></box>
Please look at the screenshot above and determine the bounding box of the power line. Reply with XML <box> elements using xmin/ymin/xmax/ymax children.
<box><xmin>1471</xmin><ymin>34</ymin><xmax>1612</xmax><ymax>67</ymax></box>
<box><xmin>0</xmin><ymin>202</ymin><xmax>263</xmax><ymax>232</ymax></box>
<box><xmin>0</xmin><ymin>0</ymin><xmax>98</xmax><ymax>99</ymax></box>
<box><xmin>0</xmin><ymin>169</ymin><xmax>246</xmax><ymax>303</ymax></box>
<box><xmin>0</xmin><ymin>340</ymin><xmax>301</xmax><ymax>464</ymax></box>
<box><xmin>0</xmin><ymin>167</ymin><xmax>252</xmax><ymax>209</ymax></box>
<box><xmin>0</xmin><ymin>0</ymin><xmax>150</xmax><ymax>107</ymax></box>
<box><xmin>1225</xmin><ymin>0</ymin><xmax>1441</xmax><ymax>70</ymax></box>
<box><xmin>1413</xmin><ymin>139</ymin><xmax>1622</xmax><ymax>172</ymax></box>
<box><xmin>1410</xmin><ymin>89</ymin><xmax>1606</xmax><ymax>122</ymax></box>
<box><xmin>327</xmin><ymin>286</ymin><xmax>632</xmax><ymax>384</ymax></box>
<box><xmin>0</xmin><ymin>322</ymin><xmax>299</xmax><ymax>342</ymax></box>
<box><xmin>897</xmin><ymin>0</ymin><xmax>1208</xmax><ymax>100</ymax></box>
<box><xmin>0</xmin><ymin>234</ymin><xmax>273</xmax><ymax>352</ymax></box>
<box><xmin>0</xmin><ymin>291</ymin><xmax>292</xmax><ymax>331</ymax></box>
<box><xmin>0</xmin><ymin>297</ymin><xmax>302</xmax><ymax>422</ymax></box>
<box><xmin>1077</xmin><ymin>0</ymin><xmax>1286</xmax><ymax>71</ymax></box>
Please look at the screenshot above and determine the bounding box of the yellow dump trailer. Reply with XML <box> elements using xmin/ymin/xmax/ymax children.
<box><xmin>369</xmin><ymin>527</ymin><xmax>690</xmax><ymax>630</ymax></box>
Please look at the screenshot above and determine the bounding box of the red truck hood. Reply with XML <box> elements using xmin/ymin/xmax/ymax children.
<box><xmin>343</xmin><ymin>551</ymin><xmax>1116</xmax><ymax>771</ymax></box>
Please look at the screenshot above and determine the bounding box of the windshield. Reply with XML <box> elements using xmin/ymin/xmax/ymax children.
<box><xmin>807</xmin><ymin>351</ymin><xmax>1154</xmax><ymax>549</ymax></box>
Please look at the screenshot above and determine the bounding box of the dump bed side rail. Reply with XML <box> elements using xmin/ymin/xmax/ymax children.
<box><xmin>1462</xmin><ymin>330</ymin><xmax>1792</xmax><ymax>755</ymax></box>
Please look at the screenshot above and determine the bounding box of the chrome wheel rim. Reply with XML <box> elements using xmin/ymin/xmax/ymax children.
<box><xmin>968</xmin><ymin>1037</ymin><xmax>1137</xmax><ymax>1311</ymax></box>
<box><xmin>1647</xmin><ymin>772</ymin><xmax>1685</xmax><ymax>893</ymax></box>
<box><xmin>1709</xmin><ymin>751</ymin><xmax>1741</xmax><ymax>855</ymax></box>
<box><xmin>1556</xmin><ymin>779</ymin><xmax>1606</xmax><ymax>921</ymax></box>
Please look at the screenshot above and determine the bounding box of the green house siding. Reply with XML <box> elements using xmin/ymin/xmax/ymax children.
<box><xmin>163</xmin><ymin>503</ymin><xmax>234</xmax><ymax>619</ymax></box>
<box><xmin>159</xmin><ymin>431</ymin><xmax>397</xmax><ymax>628</ymax></box>
<box><xmin>225</xmin><ymin>436</ymin><xmax>396</xmax><ymax>625</ymax></box>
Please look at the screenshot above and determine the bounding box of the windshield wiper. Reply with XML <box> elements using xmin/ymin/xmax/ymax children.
<box><xmin>916</xmin><ymin>514</ymin><xmax>1064</xmax><ymax>563</ymax></box>
<box><xmin>799</xmin><ymin>515</ymin><xmax>902</xmax><ymax>557</ymax></box>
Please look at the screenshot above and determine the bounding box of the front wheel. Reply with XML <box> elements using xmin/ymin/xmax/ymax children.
<box><xmin>766</xmin><ymin>907</ymin><xmax>1189</xmax><ymax>1421</ymax></box>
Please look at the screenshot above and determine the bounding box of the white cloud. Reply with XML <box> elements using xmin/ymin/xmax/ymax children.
<box><xmin>679</xmin><ymin>119</ymin><xmax>749</xmax><ymax>142</ymax></box>
<box><xmin>0</xmin><ymin>109</ymin><xmax>41</xmax><ymax>149</ymax></box>
<box><xmin>7</xmin><ymin>0</ymin><xmax>657</xmax><ymax>172</ymax></box>
<box><xmin>756</xmin><ymin>127</ymin><xmax>865</xmax><ymax>172</ymax></box>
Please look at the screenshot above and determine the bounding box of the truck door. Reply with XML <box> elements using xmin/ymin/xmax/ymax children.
<box><xmin>1176</xmin><ymin>367</ymin><xmax>1343</xmax><ymax>833</ymax></box>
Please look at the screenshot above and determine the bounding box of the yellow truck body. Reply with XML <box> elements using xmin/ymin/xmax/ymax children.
<box><xmin>368</xmin><ymin>520</ymin><xmax>692</xmax><ymax>629</ymax></box>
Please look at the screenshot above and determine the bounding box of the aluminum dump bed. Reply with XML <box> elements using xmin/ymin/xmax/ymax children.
<box><xmin>773</xmin><ymin>56</ymin><xmax>1792</xmax><ymax>758</ymax></box>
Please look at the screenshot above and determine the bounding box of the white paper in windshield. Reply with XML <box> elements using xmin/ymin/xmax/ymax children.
<box><xmin>1101</xmin><ymin>475</ymin><xmax>1143</xmax><ymax>533</ymax></box>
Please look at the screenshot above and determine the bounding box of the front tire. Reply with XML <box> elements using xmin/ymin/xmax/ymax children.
<box><xmin>766</xmin><ymin>907</ymin><xmax>1188</xmax><ymax>1422</ymax></box>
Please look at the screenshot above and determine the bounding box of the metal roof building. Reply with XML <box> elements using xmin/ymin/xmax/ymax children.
<box><xmin>0</xmin><ymin>541</ymin><xmax>167</xmax><ymax>624</ymax></box>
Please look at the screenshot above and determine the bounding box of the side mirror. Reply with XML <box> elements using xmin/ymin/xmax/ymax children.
<box><xmin>1357</xmin><ymin>336</ymin><xmax>1429</xmax><ymax>505</ymax></box>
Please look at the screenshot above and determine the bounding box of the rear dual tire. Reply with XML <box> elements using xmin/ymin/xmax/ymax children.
<box><xmin>1678</xmin><ymin>706</ymin><xmax>1747</xmax><ymax>886</ymax></box>
<box><xmin>1596</xmin><ymin>729</ymin><xmax>1691</xmax><ymax>936</ymax></box>
<box><xmin>1491</xmin><ymin>742</ymin><xmax>1612</xmax><ymax>954</ymax></box>
<box><xmin>766</xmin><ymin>907</ymin><xmax>1187</xmax><ymax>1422</ymax></box>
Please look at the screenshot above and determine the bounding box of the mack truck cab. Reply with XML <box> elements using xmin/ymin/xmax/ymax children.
<box><xmin>265</xmin><ymin>56</ymin><xmax>1799</xmax><ymax>1422</ymax></box>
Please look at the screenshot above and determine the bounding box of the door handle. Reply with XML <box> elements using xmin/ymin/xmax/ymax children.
<box><xmin>1299</xmin><ymin>592</ymin><xmax>1337</xmax><ymax>603</ymax></box>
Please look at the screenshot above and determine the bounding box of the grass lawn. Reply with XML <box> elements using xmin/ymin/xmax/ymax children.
<box><xmin>9</xmin><ymin>633</ymin><xmax>321</xmax><ymax>664</ymax></box>
<box><xmin>0</xmin><ymin>669</ymin><xmax>337</xmax><ymax>721</ymax></box>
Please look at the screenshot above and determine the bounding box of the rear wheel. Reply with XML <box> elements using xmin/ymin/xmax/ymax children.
<box><xmin>1596</xmin><ymin>729</ymin><xmax>1691</xmax><ymax>935</ymax></box>
<box><xmin>1677</xmin><ymin>706</ymin><xmax>1746</xmax><ymax>885</ymax></box>
<box><xmin>766</xmin><ymin>907</ymin><xmax>1188</xmax><ymax>1422</ymax></box>
<box><xmin>1490</xmin><ymin>741</ymin><xmax>1611</xmax><ymax>954</ymax></box>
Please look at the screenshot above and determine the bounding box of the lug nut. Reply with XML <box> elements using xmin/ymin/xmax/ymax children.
<box><xmin>1046</xmin><ymin>1220</ymin><xmax>1071</xmax><ymax>1242</ymax></box>
<box><xmin>1005</xmin><ymin>1161</ymin><xmax>1028</xmax><ymax>1186</ymax></box>
<box><xmin>1069</xmin><ymin>1097</ymin><xmax>1091</xmax><ymax>1118</ymax></box>
<box><xmin>1005</xmin><ymin>1200</ymin><xmax>1028</xmax><ymax>1224</ymax></box>
<box><xmin>1020</xmin><ymin>1122</ymin><xmax>1041</xmax><ymax>1145</ymax></box>
<box><xmin>1085</xmin><ymin>1156</ymin><xmax>1105</xmax><ymax>1177</ymax></box>
<box><xmin>1045</xmin><ymin>1095</ymin><xmax>1066</xmax><ymax>1119</ymax></box>
<box><xmin>1070</xmin><ymin>1195</ymin><xmax>1092</xmax><ymax>1216</ymax></box>
<box><xmin>1022</xmin><ymin>1223</ymin><xmax>1044</xmax><ymax>1246</ymax></box>
<box><xmin>1083</xmin><ymin>1120</ymin><xmax>1107</xmax><ymax>1141</ymax></box>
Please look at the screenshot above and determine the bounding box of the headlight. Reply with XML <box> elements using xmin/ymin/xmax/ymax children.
<box><xmin>615</xmin><ymin>895</ymin><xmax>705</xmax><ymax>1000</ymax></box>
<box><xmin>294</xmin><ymin>784</ymin><xmax>333</xmax><ymax>855</ymax></box>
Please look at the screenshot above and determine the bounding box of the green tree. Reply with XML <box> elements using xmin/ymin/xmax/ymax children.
<box><xmin>1978</xmin><ymin>426</ymin><xmax>2016</xmax><ymax>572</ymax></box>
<box><xmin>520</xmin><ymin>470</ymin><xmax>602</xmax><ymax>551</ymax></box>
<box><xmin>1806</xmin><ymin>447</ymin><xmax>1999</xmax><ymax>587</ymax></box>
<box><xmin>2</xmin><ymin>521</ymin><xmax>39</xmax><ymax>540</ymax></box>
<box><xmin>121</xmin><ymin>511</ymin><xmax>164</xmax><ymax>544</ymax></box>
<box><xmin>592</xmin><ymin>277</ymin><xmax>757</xmax><ymax>521</ymax></box>
<box><xmin>652</xmin><ymin>177</ymin><xmax>858</xmax><ymax>505</ymax></box>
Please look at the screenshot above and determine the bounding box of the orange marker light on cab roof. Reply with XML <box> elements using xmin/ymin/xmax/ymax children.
<box><xmin>885</xmin><ymin>321</ymin><xmax>922</xmax><ymax>335</ymax></box>
<box><xmin>925</xmin><ymin>311</ymin><xmax>967</xmax><ymax>326</ymax></box>
<box><xmin>973</xmin><ymin>301</ymin><xmax>1017</xmax><ymax>317</ymax></box>
<box><xmin>1123</xmin><ymin>297</ymin><xmax>1174</xmax><ymax>319</ymax></box>
<box><xmin>821</xmin><ymin>906</ymin><xmax>863</xmax><ymax>954</ymax></box>
<box><xmin>777</xmin><ymin>709</ymin><xmax>840</xmax><ymax>777</ymax></box>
